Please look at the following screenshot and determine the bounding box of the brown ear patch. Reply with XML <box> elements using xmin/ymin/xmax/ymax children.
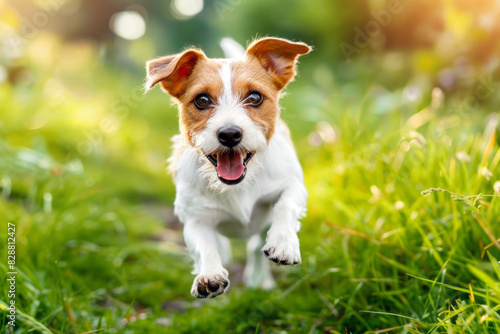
<box><xmin>145</xmin><ymin>49</ymin><xmax>207</xmax><ymax>98</ymax></box>
<box><xmin>246</xmin><ymin>37</ymin><xmax>311</xmax><ymax>90</ymax></box>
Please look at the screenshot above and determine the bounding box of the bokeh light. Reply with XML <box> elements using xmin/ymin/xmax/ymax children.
<box><xmin>110</xmin><ymin>11</ymin><xmax>145</xmax><ymax>40</ymax></box>
<box><xmin>171</xmin><ymin>0</ymin><xmax>203</xmax><ymax>20</ymax></box>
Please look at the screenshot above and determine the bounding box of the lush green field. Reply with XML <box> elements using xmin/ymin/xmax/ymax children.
<box><xmin>1</xmin><ymin>0</ymin><xmax>500</xmax><ymax>332</ymax></box>
<box><xmin>0</xmin><ymin>49</ymin><xmax>499</xmax><ymax>333</ymax></box>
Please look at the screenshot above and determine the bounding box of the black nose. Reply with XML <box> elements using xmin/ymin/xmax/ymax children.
<box><xmin>217</xmin><ymin>126</ymin><xmax>242</xmax><ymax>148</ymax></box>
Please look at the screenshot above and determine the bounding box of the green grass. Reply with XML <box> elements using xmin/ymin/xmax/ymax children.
<box><xmin>0</xmin><ymin>58</ymin><xmax>499</xmax><ymax>334</ymax></box>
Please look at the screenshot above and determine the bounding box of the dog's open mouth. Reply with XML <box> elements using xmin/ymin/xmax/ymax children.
<box><xmin>206</xmin><ymin>151</ymin><xmax>254</xmax><ymax>185</ymax></box>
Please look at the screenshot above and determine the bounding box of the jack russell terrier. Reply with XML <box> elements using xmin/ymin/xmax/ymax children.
<box><xmin>145</xmin><ymin>37</ymin><xmax>311</xmax><ymax>298</ymax></box>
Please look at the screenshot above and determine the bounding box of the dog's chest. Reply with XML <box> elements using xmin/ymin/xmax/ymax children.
<box><xmin>172</xmin><ymin>122</ymin><xmax>303</xmax><ymax>226</ymax></box>
<box><xmin>211</xmin><ymin>186</ymin><xmax>281</xmax><ymax>225</ymax></box>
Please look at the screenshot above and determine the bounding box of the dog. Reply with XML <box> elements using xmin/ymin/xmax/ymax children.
<box><xmin>145</xmin><ymin>37</ymin><xmax>311</xmax><ymax>298</ymax></box>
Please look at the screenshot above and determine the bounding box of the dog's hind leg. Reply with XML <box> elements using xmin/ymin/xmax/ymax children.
<box><xmin>244</xmin><ymin>232</ymin><xmax>276</xmax><ymax>289</ymax></box>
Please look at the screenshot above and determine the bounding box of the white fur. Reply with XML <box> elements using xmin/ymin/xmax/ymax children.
<box><xmin>175</xmin><ymin>120</ymin><xmax>307</xmax><ymax>296</ymax></box>
<box><xmin>219</xmin><ymin>61</ymin><xmax>235</xmax><ymax>104</ymax></box>
<box><xmin>174</xmin><ymin>58</ymin><xmax>307</xmax><ymax>298</ymax></box>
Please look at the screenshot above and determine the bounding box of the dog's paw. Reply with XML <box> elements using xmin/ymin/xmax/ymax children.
<box><xmin>190</xmin><ymin>269</ymin><xmax>230</xmax><ymax>298</ymax></box>
<box><xmin>261</xmin><ymin>232</ymin><xmax>301</xmax><ymax>265</ymax></box>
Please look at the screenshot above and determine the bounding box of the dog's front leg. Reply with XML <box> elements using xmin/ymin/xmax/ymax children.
<box><xmin>262</xmin><ymin>182</ymin><xmax>307</xmax><ymax>265</ymax></box>
<box><xmin>183</xmin><ymin>220</ymin><xmax>230</xmax><ymax>298</ymax></box>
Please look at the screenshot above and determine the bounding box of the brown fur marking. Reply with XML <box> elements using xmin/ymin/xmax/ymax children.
<box><xmin>232</xmin><ymin>58</ymin><xmax>281</xmax><ymax>141</ymax></box>
<box><xmin>177</xmin><ymin>59</ymin><xmax>224</xmax><ymax>145</ymax></box>
<box><xmin>146</xmin><ymin>37</ymin><xmax>311</xmax><ymax>152</ymax></box>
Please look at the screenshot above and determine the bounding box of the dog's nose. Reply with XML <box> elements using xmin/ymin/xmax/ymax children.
<box><xmin>217</xmin><ymin>126</ymin><xmax>242</xmax><ymax>148</ymax></box>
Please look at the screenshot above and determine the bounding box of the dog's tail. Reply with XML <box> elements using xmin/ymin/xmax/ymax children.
<box><xmin>220</xmin><ymin>37</ymin><xmax>245</xmax><ymax>59</ymax></box>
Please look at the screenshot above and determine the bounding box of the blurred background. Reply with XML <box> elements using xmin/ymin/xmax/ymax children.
<box><xmin>0</xmin><ymin>0</ymin><xmax>499</xmax><ymax>198</ymax></box>
<box><xmin>0</xmin><ymin>0</ymin><xmax>499</xmax><ymax>333</ymax></box>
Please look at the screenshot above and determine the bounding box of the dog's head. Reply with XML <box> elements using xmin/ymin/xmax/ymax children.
<box><xmin>145</xmin><ymin>37</ymin><xmax>311</xmax><ymax>187</ymax></box>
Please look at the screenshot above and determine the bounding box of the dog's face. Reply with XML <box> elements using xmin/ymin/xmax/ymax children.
<box><xmin>146</xmin><ymin>38</ymin><xmax>311</xmax><ymax>187</ymax></box>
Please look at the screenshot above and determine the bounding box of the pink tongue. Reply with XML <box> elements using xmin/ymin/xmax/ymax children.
<box><xmin>217</xmin><ymin>151</ymin><xmax>244</xmax><ymax>180</ymax></box>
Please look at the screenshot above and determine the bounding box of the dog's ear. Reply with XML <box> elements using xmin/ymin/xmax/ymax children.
<box><xmin>145</xmin><ymin>49</ymin><xmax>207</xmax><ymax>98</ymax></box>
<box><xmin>246</xmin><ymin>37</ymin><xmax>311</xmax><ymax>90</ymax></box>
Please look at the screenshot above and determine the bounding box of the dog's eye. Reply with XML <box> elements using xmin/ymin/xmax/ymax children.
<box><xmin>194</xmin><ymin>93</ymin><xmax>212</xmax><ymax>110</ymax></box>
<box><xmin>245</xmin><ymin>91</ymin><xmax>263</xmax><ymax>107</ymax></box>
